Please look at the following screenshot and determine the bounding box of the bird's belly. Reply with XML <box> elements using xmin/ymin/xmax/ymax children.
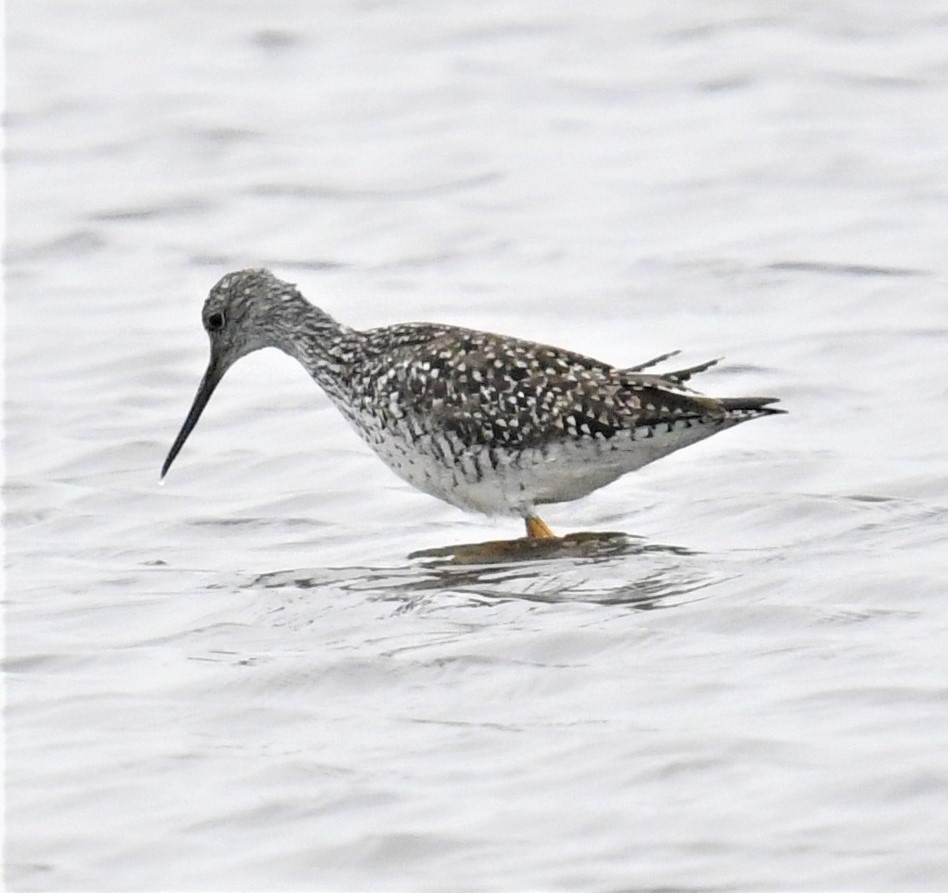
<box><xmin>345</xmin><ymin>409</ymin><xmax>730</xmax><ymax>516</ymax></box>
<box><xmin>365</xmin><ymin>431</ymin><xmax>538</xmax><ymax>516</ymax></box>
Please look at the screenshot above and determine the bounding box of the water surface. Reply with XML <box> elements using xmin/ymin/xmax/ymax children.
<box><xmin>6</xmin><ymin>2</ymin><xmax>948</xmax><ymax>890</ymax></box>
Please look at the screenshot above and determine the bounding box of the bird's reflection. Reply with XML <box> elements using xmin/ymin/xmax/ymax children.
<box><xmin>407</xmin><ymin>530</ymin><xmax>686</xmax><ymax>564</ymax></box>
<box><xmin>250</xmin><ymin>531</ymin><xmax>719</xmax><ymax>610</ymax></box>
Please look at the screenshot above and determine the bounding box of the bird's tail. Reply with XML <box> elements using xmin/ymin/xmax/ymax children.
<box><xmin>717</xmin><ymin>396</ymin><xmax>785</xmax><ymax>417</ymax></box>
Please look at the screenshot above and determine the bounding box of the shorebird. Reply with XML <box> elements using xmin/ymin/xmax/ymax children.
<box><xmin>162</xmin><ymin>269</ymin><xmax>783</xmax><ymax>538</ymax></box>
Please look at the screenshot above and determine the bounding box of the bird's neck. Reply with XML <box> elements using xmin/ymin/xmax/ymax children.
<box><xmin>268</xmin><ymin>299</ymin><xmax>365</xmax><ymax>399</ymax></box>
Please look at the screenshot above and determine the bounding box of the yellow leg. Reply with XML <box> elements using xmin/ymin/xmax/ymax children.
<box><xmin>525</xmin><ymin>515</ymin><xmax>557</xmax><ymax>539</ymax></box>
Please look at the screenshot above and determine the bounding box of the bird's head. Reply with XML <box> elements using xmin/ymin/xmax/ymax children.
<box><xmin>161</xmin><ymin>268</ymin><xmax>305</xmax><ymax>479</ymax></box>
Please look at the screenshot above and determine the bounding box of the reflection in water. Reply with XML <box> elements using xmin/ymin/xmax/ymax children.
<box><xmin>250</xmin><ymin>533</ymin><xmax>721</xmax><ymax>610</ymax></box>
<box><xmin>408</xmin><ymin>531</ymin><xmax>654</xmax><ymax>564</ymax></box>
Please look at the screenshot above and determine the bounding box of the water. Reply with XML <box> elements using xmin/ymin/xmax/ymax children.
<box><xmin>6</xmin><ymin>1</ymin><xmax>948</xmax><ymax>889</ymax></box>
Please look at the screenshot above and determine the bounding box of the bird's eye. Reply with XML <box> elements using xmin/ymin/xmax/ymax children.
<box><xmin>206</xmin><ymin>311</ymin><xmax>225</xmax><ymax>331</ymax></box>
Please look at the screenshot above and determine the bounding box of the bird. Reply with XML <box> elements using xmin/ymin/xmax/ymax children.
<box><xmin>162</xmin><ymin>268</ymin><xmax>784</xmax><ymax>539</ymax></box>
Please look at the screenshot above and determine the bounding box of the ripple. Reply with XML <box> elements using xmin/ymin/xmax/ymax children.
<box><xmin>767</xmin><ymin>260</ymin><xmax>926</xmax><ymax>278</ymax></box>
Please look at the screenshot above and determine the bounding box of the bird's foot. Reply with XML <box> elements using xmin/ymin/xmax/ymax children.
<box><xmin>525</xmin><ymin>515</ymin><xmax>557</xmax><ymax>539</ymax></box>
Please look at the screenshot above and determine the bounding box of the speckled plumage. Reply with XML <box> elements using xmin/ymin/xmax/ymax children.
<box><xmin>162</xmin><ymin>268</ymin><xmax>784</xmax><ymax>537</ymax></box>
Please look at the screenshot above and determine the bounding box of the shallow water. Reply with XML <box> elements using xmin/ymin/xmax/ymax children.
<box><xmin>6</xmin><ymin>1</ymin><xmax>948</xmax><ymax>890</ymax></box>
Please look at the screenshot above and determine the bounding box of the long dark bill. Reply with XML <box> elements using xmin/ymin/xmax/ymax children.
<box><xmin>161</xmin><ymin>358</ymin><xmax>224</xmax><ymax>479</ymax></box>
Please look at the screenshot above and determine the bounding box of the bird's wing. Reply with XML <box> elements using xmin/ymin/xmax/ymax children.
<box><xmin>611</xmin><ymin>371</ymin><xmax>728</xmax><ymax>423</ymax></box>
<box><xmin>377</xmin><ymin>326</ymin><xmax>728</xmax><ymax>449</ymax></box>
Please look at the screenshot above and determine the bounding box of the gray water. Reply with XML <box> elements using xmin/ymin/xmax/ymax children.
<box><xmin>6</xmin><ymin>2</ymin><xmax>948</xmax><ymax>890</ymax></box>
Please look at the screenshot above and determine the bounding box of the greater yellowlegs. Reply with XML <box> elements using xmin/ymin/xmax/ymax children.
<box><xmin>162</xmin><ymin>269</ymin><xmax>784</xmax><ymax>538</ymax></box>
